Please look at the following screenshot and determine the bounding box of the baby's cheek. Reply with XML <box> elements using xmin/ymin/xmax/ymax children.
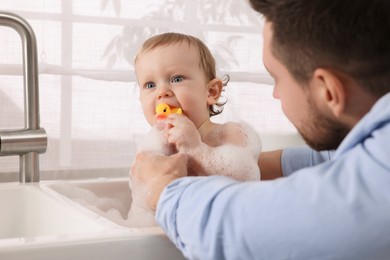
<box><xmin>143</xmin><ymin>109</ymin><xmax>155</xmax><ymax>126</ymax></box>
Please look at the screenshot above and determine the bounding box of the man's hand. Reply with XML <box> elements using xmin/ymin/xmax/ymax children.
<box><xmin>130</xmin><ymin>152</ymin><xmax>189</xmax><ymax>211</ymax></box>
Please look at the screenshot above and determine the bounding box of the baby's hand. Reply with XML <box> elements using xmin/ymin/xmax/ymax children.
<box><xmin>154</xmin><ymin>119</ymin><xmax>167</xmax><ymax>131</ymax></box>
<box><xmin>165</xmin><ymin>114</ymin><xmax>201</xmax><ymax>152</ymax></box>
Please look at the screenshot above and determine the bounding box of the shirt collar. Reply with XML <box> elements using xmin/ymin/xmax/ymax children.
<box><xmin>334</xmin><ymin>92</ymin><xmax>390</xmax><ymax>157</ymax></box>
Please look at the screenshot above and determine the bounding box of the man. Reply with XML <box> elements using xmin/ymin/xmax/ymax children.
<box><xmin>130</xmin><ymin>0</ymin><xmax>390</xmax><ymax>259</ymax></box>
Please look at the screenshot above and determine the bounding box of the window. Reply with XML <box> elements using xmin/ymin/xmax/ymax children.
<box><xmin>0</xmin><ymin>0</ymin><xmax>298</xmax><ymax>180</ymax></box>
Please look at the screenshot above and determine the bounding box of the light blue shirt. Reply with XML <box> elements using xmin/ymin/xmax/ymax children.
<box><xmin>156</xmin><ymin>93</ymin><xmax>390</xmax><ymax>260</ymax></box>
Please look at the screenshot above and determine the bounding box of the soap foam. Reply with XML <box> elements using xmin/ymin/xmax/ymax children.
<box><xmin>183</xmin><ymin>121</ymin><xmax>261</xmax><ymax>181</ymax></box>
<box><xmin>137</xmin><ymin>121</ymin><xmax>175</xmax><ymax>155</ymax></box>
<box><xmin>47</xmin><ymin>122</ymin><xmax>262</xmax><ymax>228</ymax></box>
<box><xmin>127</xmin><ymin>121</ymin><xmax>262</xmax><ymax>226</ymax></box>
<box><xmin>52</xmin><ymin>183</ymin><xmax>156</xmax><ymax>228</ymax></box>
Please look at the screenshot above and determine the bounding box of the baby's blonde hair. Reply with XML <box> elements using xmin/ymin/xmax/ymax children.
<box><xmin>134</xmin><ymin>32</ymin><xmax>227</xmax><ymax>116</ymax></box>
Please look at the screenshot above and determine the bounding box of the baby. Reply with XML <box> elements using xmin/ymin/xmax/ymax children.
<box><xmin>128</xmin><ymin>32</ymin><xmax>262</xmax><ymax>227</ymax></box>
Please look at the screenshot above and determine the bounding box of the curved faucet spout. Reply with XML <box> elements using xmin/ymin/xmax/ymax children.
<box><xmin>0</xmin><ymin>12</ymin><xmax>47</xmax><ymax>183</ymax></box>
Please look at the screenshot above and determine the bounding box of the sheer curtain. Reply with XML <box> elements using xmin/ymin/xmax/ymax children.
<box><xmin>0</xmin><ymin>0</ymin><xmax>300</xmax><ymax>181</ymax></box>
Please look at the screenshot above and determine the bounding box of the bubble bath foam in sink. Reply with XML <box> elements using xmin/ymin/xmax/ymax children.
<box><xmin>43</xmin><ymin>178</ymin><xmax>153</xmax><ymax>228</ymax></box>
<box><xmin>0</xmin><ymin>180</ymin><xmax>185</xmax><ymax>260</ymax></box>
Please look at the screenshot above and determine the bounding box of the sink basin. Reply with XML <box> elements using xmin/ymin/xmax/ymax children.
<box><xmin>0</xmin><ymin>180</ymin><xmax>185</xmax><ymax>260</ymax></box>
<box><xmin>43</xmin><ymin>178</ymin><xmax>135</xmax><ymax>228</ymax></box>
<box><xmin>0</xmin><ymin>183</ymin><xmax>109</xmax><ymax>241</ymax></box>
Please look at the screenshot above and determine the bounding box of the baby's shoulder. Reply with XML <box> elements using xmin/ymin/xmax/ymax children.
<box><xmin>224</xmin><ymin>121</ymin><xmax>261</xmax><ymax>146</ymax></box>
<box><xmin>205</xmin><ymin>121</ymin><xmax>261</xmax><ymax>153</ymax></box>
<box><xmin>220</xmin><ymin>121</ymin><xmax>244</xmax><ymax>133</ymax></box>
<box><xmin>220</xmin><ymin>121</ymin><xmax>257</xmax><ymax>135</ymax></box>
<box><xmin>216</xmin><ymin>121</ymin><xmax>255</xmax><ymax>146</ymax></box>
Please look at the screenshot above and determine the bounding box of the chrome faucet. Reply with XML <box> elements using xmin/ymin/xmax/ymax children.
<box><xmin>0</xmin><ymin>12</ymin><xmax>47</xmax><ymax>183</ymax></box>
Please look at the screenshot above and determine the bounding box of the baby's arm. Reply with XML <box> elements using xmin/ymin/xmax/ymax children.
<box><xmin>167</xmin><ymin>116</ymin><xmax>261</xmax><ymax>181</ymax></box>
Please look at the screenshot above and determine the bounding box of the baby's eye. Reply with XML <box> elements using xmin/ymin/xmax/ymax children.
<box><xmin>171</xmin><ymin>76</ymin><xmax>184</xmax><ymax>83</ymax></box>
<box><xmin>145</xmin><ymin>82</ymin><xmax>155</xmax><ymax>89</ymax></box>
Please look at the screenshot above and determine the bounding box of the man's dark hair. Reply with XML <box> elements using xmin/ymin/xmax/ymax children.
<box><xmin>249</xmin><ymin>0</ymin><xmax>390</xmax><ymax>97</ymax></box>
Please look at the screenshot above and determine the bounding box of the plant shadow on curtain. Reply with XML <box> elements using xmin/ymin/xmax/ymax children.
<box><xmin>0</xmin><ymin>0</ymin><xmax>298</xmax><ymax>181</ymax></box>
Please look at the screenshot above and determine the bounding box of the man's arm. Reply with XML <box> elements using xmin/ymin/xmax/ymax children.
<box><xmin>155</xmin><ymin>164</ymin><xmax>390</xmax><ymax>259</ymax></box>
<box><xmin>131</xmin><ymin>148</ymin><xmax>390</xmax><ymax>260</ymax></box>
<box><xmin>281</xmin><ymin>146</ymin><xmax>335</xmax><ymax>177</ymax></box>
<box><xmin>130</xmin><ymin>147</ymin><xmax>334</xmax><ymax>210</ymax></box>
<box><xmin>259</xmin><ymin>150</ymin><xmax>283</xmax><ymax>180</ymax></box>
<box><xmin>259</xmin><ymin>147</ymin><xmax>335</xmax><ymax>180</ymax></box>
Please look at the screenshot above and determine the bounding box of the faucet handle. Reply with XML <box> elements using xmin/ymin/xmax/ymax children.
<box><xmin>0</xmin><ymin>128</ymin><xmax>47</xmax><ymax>156</ymax></box>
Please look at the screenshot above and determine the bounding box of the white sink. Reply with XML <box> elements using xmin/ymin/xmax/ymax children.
<box><xmin>0</xmin><ymin>180</ymin><xmax>185</xmax><ymax>260</ymax></box>
<box><xmin>0</xmin><ymin>183</ymin><xmax>108</xmax><ymax>240</ymax></box>
<box><xmin>43</xmin><ymin>178</ymin><xmax>135</xmax><ymax>228</ymax></box>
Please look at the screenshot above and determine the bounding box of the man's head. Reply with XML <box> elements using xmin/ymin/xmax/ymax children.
<box><xmin>250</xmin><ymin>0</ymin><xmax>390</xmax><ymax>97</ymax></box>
<box><xmin>250</xmin><ymin>0</ymin><xmax>390</xmax><ymax>150</ymax></box>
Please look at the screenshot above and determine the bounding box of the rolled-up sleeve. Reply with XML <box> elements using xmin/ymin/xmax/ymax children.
<box><xmin>281</xmin><ymin>146</ymin><xmax>334</xmax><ymax>177</ymax></box>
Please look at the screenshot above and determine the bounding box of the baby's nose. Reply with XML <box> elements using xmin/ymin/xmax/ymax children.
<box><xmin>157</xmin><ymin>88</ymin><xmax>173</xmax><ymax>99</ymax></box>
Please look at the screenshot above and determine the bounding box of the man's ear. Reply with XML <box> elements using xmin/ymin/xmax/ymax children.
<box><xmin>312</xmin><ymin>68</ymin><xmax>346</xmax><ymax>118</ymax></box>
<box><xmin>207</xmin><ymin>78</ymin><xmax>223</xmax><ymax>105</ymax></box>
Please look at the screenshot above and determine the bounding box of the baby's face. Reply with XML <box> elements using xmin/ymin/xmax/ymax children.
<box><xmin>135</xmin><ymin>42</ymin><xmax>212</xmax><ymax>128</ymax></box>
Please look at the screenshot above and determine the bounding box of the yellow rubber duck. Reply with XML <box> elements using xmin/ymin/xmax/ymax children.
<box><xmin>155</xmin><ymin>103</ymin><xmax>182</xmax><ymax>120</ymax></box>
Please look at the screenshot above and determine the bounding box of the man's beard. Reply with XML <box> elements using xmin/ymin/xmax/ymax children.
<box><xmin>298</xmin><ymin>99</ymin><xmax>351</xmax><ymax>151</ymax></box>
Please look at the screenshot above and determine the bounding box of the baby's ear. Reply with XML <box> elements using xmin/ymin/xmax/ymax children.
<box><xmin>207</xmin><ymin>78</ymin><xmax>223</xmax><ymax>105</ymax></box>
